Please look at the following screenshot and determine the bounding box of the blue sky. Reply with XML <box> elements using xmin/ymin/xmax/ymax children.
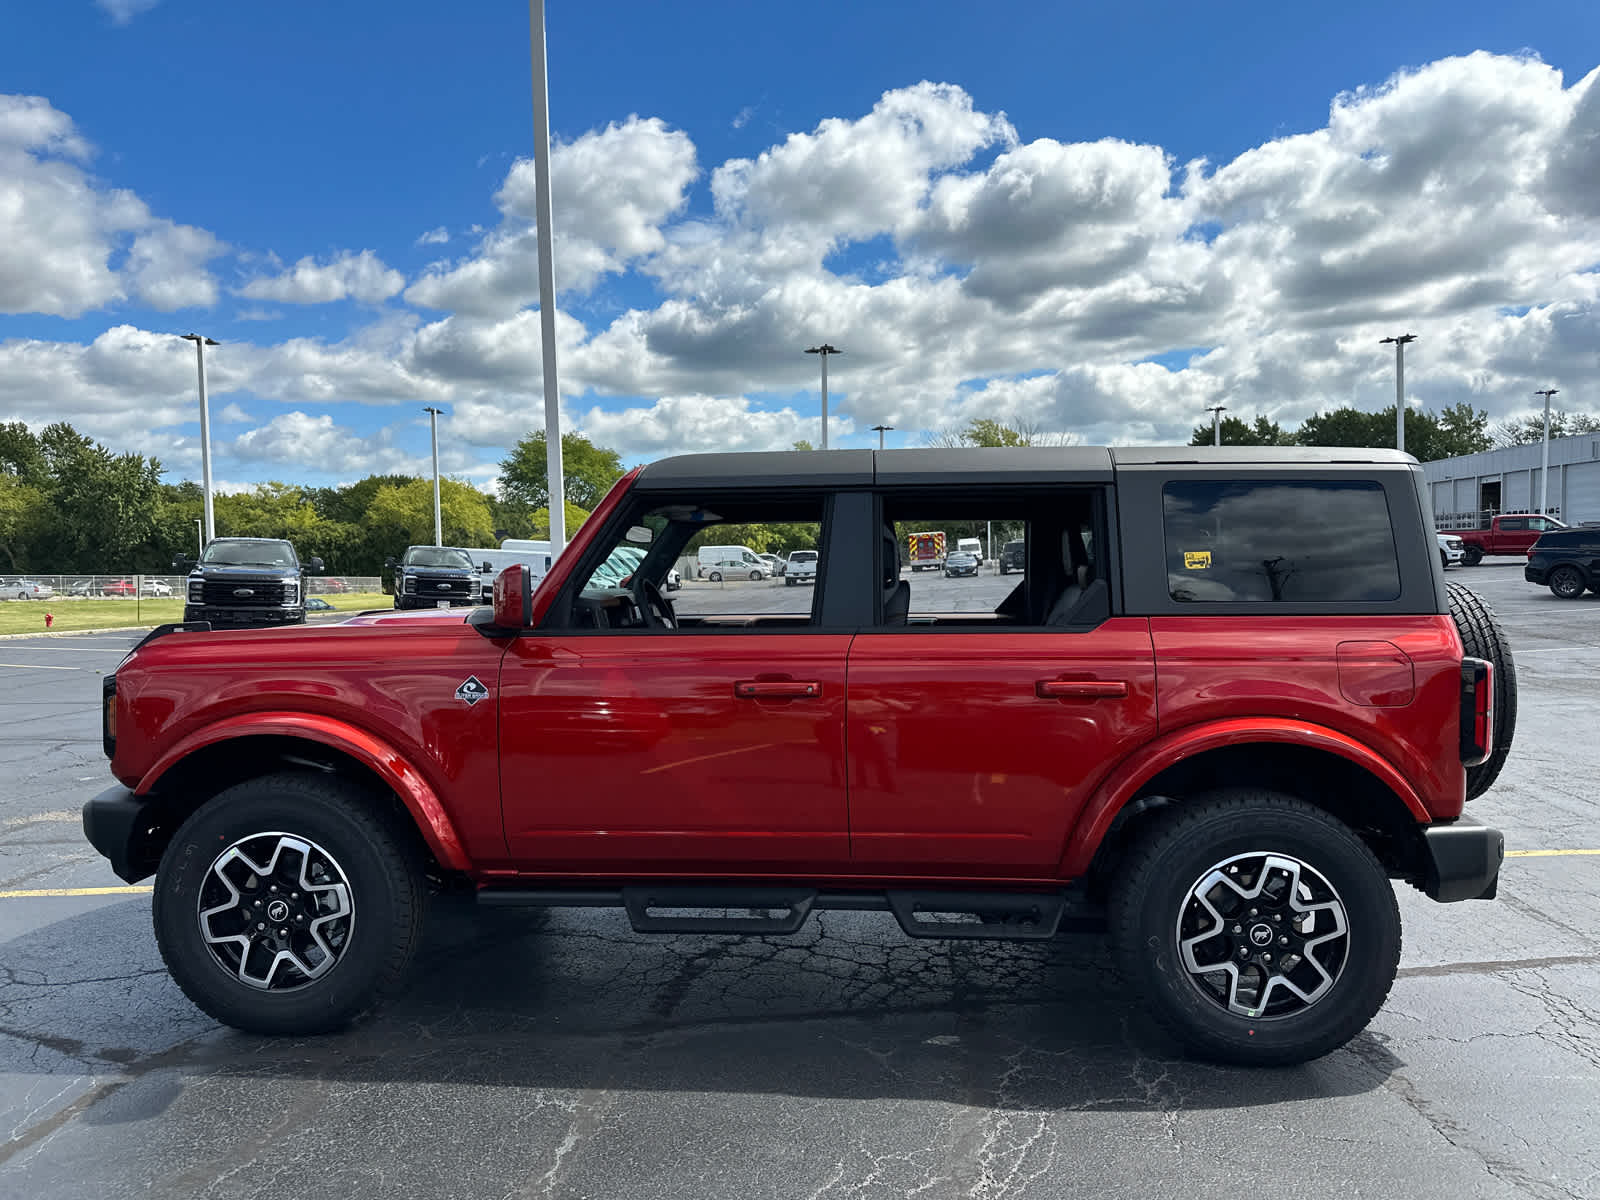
<box><xmin>1</xmin><ymin>1</ymin><xmax>1597</xmax><ymax>491</ymax></box>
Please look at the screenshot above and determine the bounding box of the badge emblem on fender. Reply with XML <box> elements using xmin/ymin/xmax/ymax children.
<box><xmin>455</xmin><ymin>676</ymin><xmax>489</xmax><ymax>706</ymax></box>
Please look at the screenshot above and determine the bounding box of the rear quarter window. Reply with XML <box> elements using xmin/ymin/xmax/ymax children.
<box><xmin>1162</xmin><ymin>480</ymin><xmax>1401</xmax><ymax>603</ymax></box>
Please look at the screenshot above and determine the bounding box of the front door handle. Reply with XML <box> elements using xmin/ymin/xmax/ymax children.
<box><xmin>735</xmin><ymin>680</ymin><xmax>822</xmax><ymax>699</ymax></box>
<box><xmin>1036</xmin><ymin>679</ymin><xmax>1128</xmax><ymax>700</ymax></box>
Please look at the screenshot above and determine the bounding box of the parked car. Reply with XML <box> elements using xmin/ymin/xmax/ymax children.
<box><xmin>103</xmin><ymin>578</ymin><xmax>136</xmax><ymax>597</ymax></box>
<box><xmin>759</xmin><ymin>553</ymin><xmax>786</xmax><ymax>576</ymax></box>
<box><xmin>955</xmin><ymin>536</ymin><xmax>983</xmax><ymax>561</ymax></box>
<box><xmin>178</xmin><ymin>538</ymin><xmax>322</xmax><ymax>627</ymax></box>
<box><xmin>1437</xmin><ymin>533</ymin><xmax>1465</xmax><ymax>570</ymax></box>
<box><xmin>999</xmin><ymin>539</ymin><xmax>1025</xmax><ymax>575</ymax></box>
<box><xmin>68</xmin><ymin>579</ymin><xmax>98</xmax><ymax>597</ymax></box>
<box><xmin>304</xmin><ymin>596</ymin><xmax>335</xmax><ymax>612</ymax></box>
<box><xmin>665</xmin><ymin>566</ymin><xmax>681</xmax><ymax>592</ymax></box>
<box><xmin>784</xmin><ymin>549</ymin><xmax>819</xmax><ymax>586</ymax></box>
<box><xmin>10</xmin><ymin>578</ymin><xmax>53</xmax><ymax>600</ymax></box>
<box><xmin>697</xmin><ymin>544</ymin><xmax>766</xmax><ymax>582</ymax></box>
<box><xmin>142</xmin><ymin>579</ymin><xmax>173</xmax><ymax>597</ymax></box>
<box><xmin>944</xmin><ymin>549</ymin><xmax>980</xmax><ymax>578</ymax></box>
<box><xmin>388</xmin><ymin>545</ymin><xmax>481</xmax><ymax>610</ymax></box>
<box><xmin>1524</xmin><ymin>526</ymin><xmax>1600</xmax><ymax>598</ymax></box>
<box><xmin>1450</xmin><ymin>514</ymin><xmax>1565</xmax><ymax>565</ymax></box>
<box><xmin>321</xmin><ymin>578</ymin><xmax>349</xmax><ymax>594</ymax></box>
<box><xmin>84</xmin><ymin>446</ymin><xmax>1512</xmax><ymax>1067</ymax></box>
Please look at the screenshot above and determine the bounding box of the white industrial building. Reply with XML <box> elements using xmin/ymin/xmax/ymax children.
<box><xmin>1423</xmin><ymin>433</ymin><xmax>1600</xmax><ymax>529</ymax></box>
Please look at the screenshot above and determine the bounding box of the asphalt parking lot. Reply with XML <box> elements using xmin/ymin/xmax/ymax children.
<box><xmin>1</xmin><ymin>562</ymin><xmax>1596</xmax><ymax>1199</ymax></box>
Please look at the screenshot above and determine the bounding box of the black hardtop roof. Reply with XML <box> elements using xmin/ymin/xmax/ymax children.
<box><xmin>633</xmin><ymin>445</ymin><xmax>1419</xmax><ymax>490</ymax></box>
<box><xmin>207</xmin><ymin>536</ymin><xmax>295</xmax><ymax>544</ymax></box>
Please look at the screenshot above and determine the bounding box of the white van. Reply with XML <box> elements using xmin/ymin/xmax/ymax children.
<box><xmin>956</xmin><ymin>536</ymin><xmax>983</xmax><ymax>560</ymax></box>
<box><xmin>465</xmin><ymin>543</ymin><xmax>553</xmax><ymax>598</ymax></box>
<box><xmin>697</xmin><ymin>545</ymin><xmax>767</xmax><ymax>582</ymax></box>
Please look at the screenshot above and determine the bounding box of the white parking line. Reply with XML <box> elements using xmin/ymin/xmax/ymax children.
<box><xmin>0</xmin><ymin>662</ymin><xmax>83</xmax><ymax>671</ymax></box>
<box><xmin>0</xmin><ymin>646</ymin><xmax>129</xmax><ymax>653</ymax></box>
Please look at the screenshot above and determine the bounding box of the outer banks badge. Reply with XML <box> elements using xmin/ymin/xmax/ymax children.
<box><xmin>455</xmin><ymin>676</ymin><xmax>489</xmax><ymax>706</ymax></box>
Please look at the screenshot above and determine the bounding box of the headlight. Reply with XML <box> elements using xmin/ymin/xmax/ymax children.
<box><xmin>282</xmin><ymin>581</ymin><xmax>299</xmax><ymax>604</ymax></box>
<box><xmin>403</xmin><ymin>575</ymin><xmax>416</xmax><ymax>593</ymax></box>
<box><xmin>187</xmin><ymin>582</ymin><xmax>203</xmax><ymax>601</ymax></box>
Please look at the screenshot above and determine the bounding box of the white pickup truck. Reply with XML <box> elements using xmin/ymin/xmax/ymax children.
<box><xmin>784</xmin><ymin>549</ymin><xmax>818</xmax><ymax>586</ymax></box>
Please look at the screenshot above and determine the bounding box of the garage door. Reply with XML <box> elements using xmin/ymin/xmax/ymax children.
<box><xmin>1453</xmin><ymin>478</ymin><xmax>1477</xmax><ymax>523</ymax></box>
<box><xmin>1504</xmin><ymin>470</ymin><xmax>1531</xmax><ymax>512</ymax></box>
<box><xmin>1563</xmin><ymin>461</ymin><xmax>1600</xmax><ymax>525</ymax></box>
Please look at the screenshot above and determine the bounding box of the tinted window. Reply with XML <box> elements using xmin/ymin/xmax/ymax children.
<box><xmin>200</xmin><ymin>540</ymin><xmax>296</xmax><ymax>567</ymax></box>
<box><xmin>403</xmin><ymin>546</ymin><xmax>473</xmax><ymax>568</ymax></box>
<box><xmin>1163</xmin><ymin>480</ymin><xmax>1400</xmax><ymax>603</ymax></box>
<box><xmin>1499</xmin><ymin>518</ymin><xmax>1527</xmax><ymax>531</ymax></box>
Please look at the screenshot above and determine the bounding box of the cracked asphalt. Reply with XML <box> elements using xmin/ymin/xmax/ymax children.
<box><xmin>1</xmin><ymin>563</ymin><xmax>1597</xmax><ymax>1199</ymax></box>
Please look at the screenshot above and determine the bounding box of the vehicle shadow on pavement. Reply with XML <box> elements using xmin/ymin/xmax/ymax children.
<box><xmin>2</xmin><ymin>898</ymin><xmax>1403</xmax><ymax>1123</ymax></box>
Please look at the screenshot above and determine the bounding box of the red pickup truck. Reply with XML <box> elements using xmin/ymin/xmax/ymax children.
<box><xmin>1453</xmin><ymin>514</ymin><xmax>1566</xmax><ymax>565</ymax></box>
<box><xmin>84</xmin><ymin>447</ymin><xmax>1513</xmax><ymax>1066</ymax></box>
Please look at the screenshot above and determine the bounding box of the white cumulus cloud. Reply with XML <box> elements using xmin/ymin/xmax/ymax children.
<box><xmin>238</xmin><ymin>249</ymin><xmax>406</xmax><ymax>305</ymax></box>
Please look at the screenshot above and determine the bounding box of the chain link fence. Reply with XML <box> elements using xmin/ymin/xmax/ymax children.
<box><xmin>0</xmin><ymin>574</ymin><xmax>382</xmax><ymax>600</ymax></box>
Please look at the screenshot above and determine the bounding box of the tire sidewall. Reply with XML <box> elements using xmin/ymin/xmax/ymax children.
<box><xmin>154</xmin><ymin>780</ymin><xmax>412</xmax><ymax>1034</ymax></box>
<box><xmin>1117</xmin><ymin>805</ymin><xmax>1399</xmax><ymax>1064</ymax></box>
<box><xmin>1551</xmin><ymin>566</ymin><xmax>1583</xmax><ymax>598</ymax></box>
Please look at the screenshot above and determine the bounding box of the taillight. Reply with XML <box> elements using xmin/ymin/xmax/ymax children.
<box><xmin>102</xmin><ymin>673</ymin><xmax>117</xmax><ymax>760</ymax></box>
<box><xmin>1459</xmin><ymin>657</ymin><xmax>1493</xmax><ymax>766</ymax></box>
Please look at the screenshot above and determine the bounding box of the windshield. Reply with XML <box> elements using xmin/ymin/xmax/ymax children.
<box><xmin>200</xmin><ymin>540</ymin><xmax>297</xmax><ymax>568</ymax></box>
<box><xmin>403</xmin><ymin>546</ymin><xmax>474</xmax><ymax>569</ymax></box>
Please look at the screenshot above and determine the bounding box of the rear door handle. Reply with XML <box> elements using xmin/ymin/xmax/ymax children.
<box><xmin>735</xmin><ymin>680</ymin><xmax>822</xmax><ymax>699</ymax></box>
<box><xmin>1036</xmin><ymin>679</ymin><xmax>1128</xmax><ymax>699</ymax></box>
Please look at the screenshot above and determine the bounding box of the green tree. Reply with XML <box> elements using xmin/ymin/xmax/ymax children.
<box><xmin>1492</xmin><ymin>410</ymin><xmax>1600</xmax><ymax>448</ymax></box>
<box><xmin>791</xmin><ymin>439</ymin><xmax>815</xmax><ymax>452</ymax></box>
<box><xmin>361</xmin><ymin>477</ymin><xmax>496</xmax><ymax>552</ymax></box>
<box><xmin>0</xmin><ymin>474</ymin><xmax>45</xmax><ymax>571</ymax></box>
<box><xmin>1188</xmin><ymin>415</ymin><xmax>1292</xmax><ymax>446</ymax></box>
<box><xmin>39</xmin><ymin>424</ymin><xmax>163</xmax><ymax>572</ymax></box>
<box><xmin>525</xmin><ymin>501</ymin><xmax>594</xmax><ymax>541</ymax></box>
<box><xmin>0</xmin><ymin>422</ymin><xmax>48</xmax><ymax>485</ymax></box>
<box><xmin>499</xmin><ymin>431</ymin><xmax>624</xmax><ymax>511</ymax></box>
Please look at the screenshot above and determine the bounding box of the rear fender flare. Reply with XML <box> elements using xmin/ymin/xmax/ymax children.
<box><xmin>1060</xmin><ymin>718</ymin><xmax>1430</xmax><ymax>877</ymax></box>
<box><xmin>136</xmin><ymin>712</ymin><xmax>471</xmax><ymax>872</ymax></box>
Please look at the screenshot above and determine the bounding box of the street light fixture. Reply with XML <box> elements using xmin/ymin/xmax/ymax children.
<box><xmin>805</xmin><ymin>344</ymin><xmax>842</xmax><ymax>450</ymax></box>
<box><xmin>1206</xmin><ymin>405</ymin><xmax>1227</xmax><ymax>446</ymax></box>
<box><xmin>1535</xmin><ymin>388</ymin><xmax>1559</xmax><ymax>516</ymax></box>
<box><xmin>179</xmin><ymin>334</ymin><xmax>219</xmax><ymax>543</ymax></box>
<box><xmin>871</xmin><ymin>424</ymin><xmax>893</xmax><ymax>450</ymax></box>
<box><xmin>423</xmin><ymin>406</ymin><xmax>444</xmax><ymax>546</ymax></box>
<box><xmin>1380</xmin><ymin>334</ymin><xmax>1417</xmax><ymax>453</ymax></box>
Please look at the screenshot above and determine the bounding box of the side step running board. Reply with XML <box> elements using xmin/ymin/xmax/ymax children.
<box><xmin>477</xmin><ymin>885</ymin><xmax>1085</xmax><ymax>941</ymax></box>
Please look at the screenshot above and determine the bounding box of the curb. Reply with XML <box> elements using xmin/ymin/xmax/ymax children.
<box><xmin>0</xmin><ymin>626</ymin><xmax>155</xmax><ymax>641</ymax></box>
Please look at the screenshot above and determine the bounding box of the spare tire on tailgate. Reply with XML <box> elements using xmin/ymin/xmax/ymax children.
<box><xmin>1447</xmin><ymin>581</ymin><xmax>1516</xmax><ymax>800</ymax></box>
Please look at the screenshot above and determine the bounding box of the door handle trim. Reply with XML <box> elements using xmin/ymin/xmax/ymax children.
<box><xmin>1036</xmin><ymin>679</ymin><xmax>1128</xmax><ymax>699</ymax></box>
<box><xmin>735</xmin><ymin>680</ymin><xmax>822</xmax><ymax>699</ymax></box>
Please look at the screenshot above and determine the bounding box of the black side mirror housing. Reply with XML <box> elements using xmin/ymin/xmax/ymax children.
<box><xmin>171</xmin><ymin>556</ymin><xmax>189</xmax><ymax>572</ymax></box>
<box><xmin>385</xmin><ymin>556</ymin><xmax>398</xmax><ymax>569</ymax></box>
<box><xmin>482</xmin><ymin>561</ymin><xmax>494</xmax><ymax>573</ymax></box>
<box><xmin>308</xmin><ymin>557</ymin><xmax>324</xmax><ymax>574</ymax></box>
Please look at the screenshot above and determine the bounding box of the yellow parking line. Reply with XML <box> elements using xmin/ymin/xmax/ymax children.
<box><xmin>0</xmin><ymin>885</ymin><xmax>152</xmax><ymax>898</ymax></box>
<box><xmin>1505</xmin><ymin>849</ymin><xmax>1600</xmax><ymax>858</ymax></box>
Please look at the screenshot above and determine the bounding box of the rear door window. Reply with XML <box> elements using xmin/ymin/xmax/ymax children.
<box><xmin>1162</xmin><ymin>480</ymin><xmax>1400</xmax><ymax>603</ymax></box>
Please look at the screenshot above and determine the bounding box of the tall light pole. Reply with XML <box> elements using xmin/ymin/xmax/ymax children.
<box><xmin>529</xmin><ymin>0</ymin><xmax>566</xmax><ymax>554</ymax></box>
<box><xmin>179</xmin><ymin>334</ymin><xmax>219</xmax><ymax>543</ymax></box>
<box><xmin>1536</xmin><ymin>388</ymin><xmax>1559</xmax><ymax>516</ymax></box>
<box><xmin>805</xmin><ymin>344</ymin><xmax>842</xmax><ymax>450</ymax></box>
<box><xmin>193</xmin><ymin>518</ymin><xmax>203</xmax><ymax>559</ymax></box>
<box><xmin>1380</xmin><ymin>333</ymin><xmax>1417</xmax><ymax>453</ymax></box>
<box><xmin>423</xmin><ymin>406</ymin><xmax>444</xmax><ymax>546</ymax></box>
<box><xmin>1207</xmin><ymin>405</ymin><xmax>1227</xmax><ymax>446</ymax></box>
<box><xmin>871</xmin><ymin>423</ymin><xmax>893</xmax><ymax>450</ymax></box>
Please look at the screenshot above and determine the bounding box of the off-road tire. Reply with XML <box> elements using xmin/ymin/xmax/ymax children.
<box><xmin>1447</xmin><ymin>581</ymin><xmax>1517</xmax><ymax>800</ymax></box>
<box><xmin>1108</xmin><ymin>790</ymin><xmax>1401</xmax><ymax>1067</ymax></box>
<box><xmin>153</xmin><ymin>771</ymin><xmax>426</xmax><ymax>1035</ymax></box>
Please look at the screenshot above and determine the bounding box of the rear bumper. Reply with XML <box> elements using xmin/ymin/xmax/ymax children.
<box><xmin>82</xmin><ymin>785</ymin><xmax>164</xmax><ymax>884</ymax></box>
<box><xmin>1523</xmin><ymin>565</ymin><xmax>1547</xmax><ymax>584</ymax></box>
<box><xmin>1420</xmin><ymin>823</ymin><xmax>1504</xmax><ymax>902</ymax></box>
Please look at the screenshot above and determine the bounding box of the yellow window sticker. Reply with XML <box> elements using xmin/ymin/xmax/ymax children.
<box><xmin>1184</xmin><ymin>551</ymin><xmax>1212</xmax><ymax>570</ymax></box>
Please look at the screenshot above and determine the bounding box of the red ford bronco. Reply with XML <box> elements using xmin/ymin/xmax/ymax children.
<box><xmin>84</xmin><ymin>447</ymin><xmax>1513</xmax><ymax>1065</ymax></box>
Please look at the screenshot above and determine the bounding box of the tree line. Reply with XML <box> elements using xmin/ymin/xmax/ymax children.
<box><xmin>1187</xmin><ymin>403</ymin><xmax>1600</xmax><ymax>456</ymax></box>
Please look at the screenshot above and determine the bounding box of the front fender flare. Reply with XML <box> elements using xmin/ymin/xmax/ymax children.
<box><xmin>1060</xmin><ymin>718</ymin><xmax>1431</xmax><ymax>878</ymax></box>
<box><xmin>137</xmin><ymin>711</ymin><xmax>472</xmax><ymax>873</ymax></box>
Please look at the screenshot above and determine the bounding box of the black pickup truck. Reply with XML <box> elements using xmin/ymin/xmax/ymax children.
<box><xmin>1525</xmin><ymin>527</ymin><xmax>1600</xmax><ymax>598</ymax></box>
<box><xmin>177</xmin><ymin>537</ymin><xmax>321</xmax><ymax>627</ymax></box>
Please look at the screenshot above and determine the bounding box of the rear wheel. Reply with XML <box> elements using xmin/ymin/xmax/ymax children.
<box><xmin>1447</xmin><ymin>581</ymin><xmax>1517</xmax><ymax>800</ymax></box>
<box><xmin>1108</xmin><ymin>790</ymin><xmax>1400</xmax><ymax>1066</ymax></box>
<box><xmin>153</xmin><ymin>772</ymin><xmax>426</xmax><ymax>1035</ymax></box>
<box><xmin>1549</xmin><ymin>564</ymin><xmax>1586</xmax><ymax>599</ymax></box>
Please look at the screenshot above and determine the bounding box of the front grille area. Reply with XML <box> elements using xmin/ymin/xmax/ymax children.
<box><xmin>414</xmin><ymin>574</ymin><xmax>473</xmax><ymax>599</ymax></box>
<box><xmin>201</xmin><ymin>580</ymin><xmax>288</xmax><ymax>607</ymax></box>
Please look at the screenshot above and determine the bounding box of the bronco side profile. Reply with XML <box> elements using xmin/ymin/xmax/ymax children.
<box><xmin>84</xmin><ymin>447</ymin><xmax>1512</xmax><ymax>1065</ymax></box>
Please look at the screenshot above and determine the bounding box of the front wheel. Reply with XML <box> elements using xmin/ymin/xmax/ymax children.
<box><xmin>749</xmin><ymin>570</ymin><xmax>762</xmax><ymax>581</ymax></box>
<box><xmin>708</xmin><ymin>571</ymin><xmax>722</xmax><ymax>583</ymax></box>
<box><xmin>1108</xmin><ymin>790</ymin><xmax>1400</xmax><ymax>1066</ymax></box>
<box><xmin>1549</xmin><ymin>564</ymin><xmax>1586</xmax><ymax>599</ymax></box>
<box><xmin>152</xmin><ymin>772</ymin><xmax>426</xmax><ymax>1035</ymax></box>
<box><xmin>1440</xmin><ymin>551</ymin><xmax>1449</xmax><ymax>571</ymax></box>
<box><xmin>1461</xmin><ymin>546</ymin><xmax>1484</xmax><ymax>567</ymax></box>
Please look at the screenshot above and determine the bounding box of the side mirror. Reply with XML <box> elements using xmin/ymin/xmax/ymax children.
<box><xmin>384</xmin><ymin>556</ymin><xmax>398</xmax><ymax>569</ymax></box>
<box><xmin>308</xmin><ymin>557</ymin><xmax>324</xmax><ymax>574</ymax></box>
<box><xmin>482</xmin><ymin>561</ymin><xmax>494</xmax><ymax>573</ymax></box>
<box><xmin>171</xmin><ymin>556</ymin><xmax>190</xmax><ymax>572</ymax></box>
<box><xmin>492</xmin><ymin>563</ymin><xmax>534</xmax><ymax>629</ymax></box>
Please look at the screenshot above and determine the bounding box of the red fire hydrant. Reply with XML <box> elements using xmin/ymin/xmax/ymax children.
<box><xmin>45</xmin><ymin>611</ymin><xmax>54</xmax><ymax>629</ymax></box>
